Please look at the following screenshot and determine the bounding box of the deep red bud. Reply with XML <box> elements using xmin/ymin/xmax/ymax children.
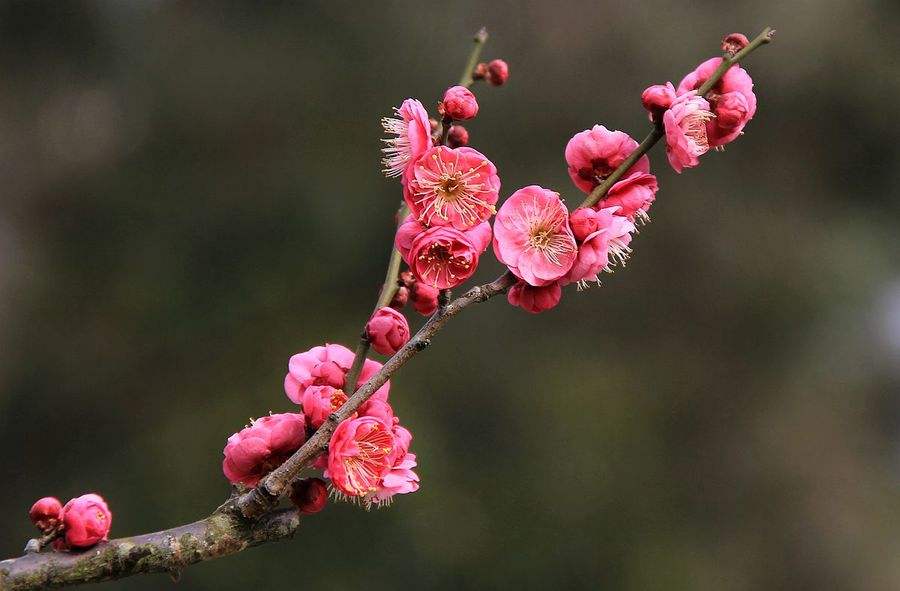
<box><xmin>390</xmin><ymin>285</ymin><xmax>409</xmax><ymax>309</ymax></box>
<box><xmin>722</xmin><ymin>33</ymin><xmax>749</xmax><ymax>55</ymax></box>
<box><xmin>29</xmin><ymin>497</ymin><xmax>63</xmax><ymax>533</ymax></box>
<box><xmin>472</xmin><ymin>62</ymin><xmax>489</xmax><ymax>80</ymax></box>
<box><xmin>486</xmin><ymin>59</ymin><xmax>509</xmax><ymax>86</ymax></box>
<box><xmin>409</xmin><ymin>282</ymin><xmax>439</xmax><ymax>316</ymax></box>
<box><xmin>438</xmin><ymin>86</ymin><xmax>479</xmax><ymax>120</ymax></box>
<box><xmin>568</xmin><ymin>208</ymin><xmax>601</xmax><ymax>242</ymax></box>
<box><xmin>447</xmin><ymin>125</ymin><xmax>469</xmax><ymax>148</ymax></box>
<box><xmin>398</xmin><ymin>270</ymin><xmax>415</xmax><ymax>289</ymax></box>
<box><xmin>290</xmin><ymin>478</ymin><xmax>328</xmax><ymax>515</ymax></box>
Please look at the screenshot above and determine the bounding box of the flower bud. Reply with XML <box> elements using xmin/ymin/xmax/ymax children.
<box><xmin>722</xmin><ymin>33</ymin><xmax>749</xmax><ymax>56</ymax></box>
<box><xmin>712</xmin><ymin>91</ymin><xmax>750</xmax><ymax>130</ymax></box>
<box><xmin>409</xmin><ymin>281</ymin><xmax>439</xmax><ymax>316</ymax></box>
<box><xmin>29</xmin><ymin>497</ymin><xmax>62</xmax><ymax>533</ymax></box>
<box><xmin>61</xmin><ymin>494</ymin><xmax>112</xmax><ymax>548</ymax></box>
<box><xmin>487</xmin><ymin>59</ymin><xmax>509</xmax><ymax>86</ymax></box>
<box><xmin>438</xmin><ymin>86</ymin><xmax>478</xmax><ymax>120</ymax></box>
<box><xmin>568</xmin><ymin>208</ymin><xmax>601</xmax><ymax>242</ymax></box>
<box><xmin>447</xmin><ymin>125</ymin><xmax>469</xmax><ymax>148</ymax></box>
<box><xmin>398</xmin><ymin>270</ymin><xmax>415</xmax><ymax>289</ymax></box>
<box><xmin>508</xmin><ymin>281</ymin><xmax>562</xmax><ymax>314</ymax></box>
<box><xmin>641</xmin><ymin>83</ymin><xmax>676</xmax><ymax>119</ymax></box>
<box><xmin>290</xmin><ymin>478</ymin><xmax>328</xmax><ymax>515</ymax></box>
<box><xmin>366</xmin><ymin>307</ymin><xmax>410</xmax><ymax>356</ymax></box>
<box><xmin>390</xmin><ymin>285</ymin><xmax>409</xmax><ymax>309</ymax></box>
<box><xmin>472</xmin><ymin>62</ymin><xmax>489</xmax><ymax>80</ymax></box>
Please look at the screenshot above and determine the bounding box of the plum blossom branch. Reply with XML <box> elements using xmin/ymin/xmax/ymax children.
<box><xmin>580</xmin><ymin>25</ymin><xmax>774</xmax><ymax>209</ymax></box>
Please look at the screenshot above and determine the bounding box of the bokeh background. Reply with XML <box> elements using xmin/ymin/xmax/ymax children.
<box><xmin>1</xmin><ymin>1</ymin><xmax>898</xmax><ymax>589</ymax></box>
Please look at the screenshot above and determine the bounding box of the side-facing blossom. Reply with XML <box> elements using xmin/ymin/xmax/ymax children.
<box><xmin>301</xmin><ymin>385</ymin><xmax>350</xmax><ymax>429</ymax></box>
<box><xmin>381</xmin><ymin>98</ymin><xmax>433</xmax><ymax>178</ymax></box>
<box><xmin>493</xmin><ymin>185</ymin><xmax>577</xmax><ymax>286</ymax></box>
<box><xmin>678</xmin><ymin>57</ymin><xmax>756</xmax><ymax>146</ymax></box>
<box><xmin>565</xmin><ymin>125</ymin><xmax>649</xmax><ymax>194</ymax></box>
<box><xmin>61</xmin><ymin>494</ymin><xmax>112</xmax><ymax>548</ymax></box>
<box><xmin>327</xmin><ymin>417</ymin><xmax>395</xmax><ymax>497</ymax></box>
<box><xmin>403</xmin><ymin>146</ymin><xmax>500</xmax><ymax>230</ymax></box>
<box><xmin>284</xmin><ymin>343</ymin><xmax>390</xmax><ymax>405</ymax></box>
<box><xmin>366</xmin><ymin>424</ymin><xmax>419</xmax><ymax>507</ymax></box>
<box><xmin>663</xmin><ymin>93</ymin><xmax>715</xmax><ymax>173</ymax></box>
<box><xmin>507</xmin><ymin>281</ymin><xmax>562</xmax><ymax>314</ymax></box>
<box><xmin>222</xmin><ymin>413</ymin><xmax>306</xmax><ymax>487</ymax></box>
<box><xmin>597</xmin><ymin>172</ymin><xmax>659</xmax><ymax>223</ymax></box>
<box><xmin>562</xmin><ymin>207</ymin><xmax>635</xmax><ymax>285</ymax></box>
<box><xmin>366</xmin><ymin>307</ymin><xmax>410</xmax><ymax>356</ymax></box>
<box><xmin>395</xmin><ymin>216</ymin><xmax>491</xmax><ymax>289</ymax></box>
<box><xmin>641</xmin><ymin>82</ymin><xmax>676</xmax><ymax>119</ymax></box>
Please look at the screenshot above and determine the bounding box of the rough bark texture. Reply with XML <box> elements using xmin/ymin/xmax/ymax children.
<box><xmin>0</xmin><ymin>508</ymin><xmax>299</xmax><ymax>591</ymax></box>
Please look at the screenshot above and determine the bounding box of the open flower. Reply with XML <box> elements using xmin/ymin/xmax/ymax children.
<box><xmin>61</xmin><ymin>494</ymin><xmax>112</xmax><ymax>548</ymax></box>
<box><xmin>365</xmin><ymin>424</ymin><xmax>419</xmax><ymax>508</ymax></box>
<box><xmin>327</xmin><ymin>417</ymin><xmax>395</xmax><ymax>497</ymax></box>
<box><xmin>493</xmin><ymin>185</ymin><xmax>577</xmax><ymax>286</ymax></box>
<box><xmin>301</xmin><ymin>385</ymin><xmax>350</xmax><ymax>428</ymax></box>
<box><xmin>396</xmin><ymin>219</ymin><xmax>489</xmax><ymax>289</ymax></box>
<box><xmin>507</xmin><ymin>281</ymin><xmax>562</xmax><ymax>314</ymax></box>
<box><xmin>597</xmin><ymin>171</ymin><xmax>659</xmax><ymax>223</ymax></box>
<box><xmin>678</xmin><ymin>57</ymin><xmax>756</xmax><ymax>147</ymax></box>
<box><xmin>381</xmin><ymin>99</ymin><xmax>433</xmax><ymax>178</ymax></box>
<box><xmin>403</xmin><ymin>146</ymin><xmax>500</xmax><ymax>230</ymax></box>
<box><xmin>663</xmin><ymin>93</ymin><xmax>715</xmax><ymax>173</ymax></box>
<box><xmin>562</xmin><ymin>207</ymin><xmax>635</xmax><ymax>285</ymax></box>
<box><xmin>284</xmin><ymin>344</ymin><xmax>390</xmax><ymax>405</ymax></box>
<box><xmin>565</xmin><ymin>125</ymin><xmax>649</xmax><ymax>194</ymax></box>
<box><xmin>222</xmin><ymin>413</ymin><xmax>307</xmax><ymax>487</ymax></box>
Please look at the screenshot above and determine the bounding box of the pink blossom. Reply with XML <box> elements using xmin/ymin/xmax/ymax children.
<box><xmin>397</xmin><ymin>221</ymin><xmax>487</xmax><ymax>289</ymax></box>
<box><xmin>447</xmin><ymin>125</ymin><xmax>469</xmax><ymax>148</ymax></box>
<box><xmin>487</xmin><ymin>59</ymin><xmax>509</xmax><ymax>86</ymax></box>
<box><xmin>29</xmin><ymin>497</ymin><xmax>62</xmax><ymax>533</ymax></box>
<box><xmin>61</xmin><ymin>494</ymin><xmax>112</xmax><ymax>548</ymax></box>
<box><xmin>507</xmin><ymin>281</ymin><xmax>562</xmax><ymax>314</ymax></box>
<box><xmin>381</xmin><ymin>98</ymin><xmax>433</xmax><ymax>178</ymax></box>
<box><xmin>284</xmin><ymin>343</ymin><xmax>389</xmax><ymax>405</ymax></box>
<box><xmin>562</xmin><ymin>207</ymin><xmax>635</xmax><ymax>285</ymax></box>
<box><xmin>367</xmin><ymin>424</ymin><xmax>419</xmax><ymax>507</ymax></box>
<box><xmin>493</xmin><ymin>185</ymin><xmax>577</xmax><ymax>286</ymax></box>
<box><xmin>358</xmin><ymin>398</ymin><xmax>396</xmax><ymax>425</ymax></box>
<box><xmin>403</xmin><ymin>146</ymin><xmax>500</xmax><ymax>230</ymax></box>
<box><xmin>290</xmin><ymin>478</ymin><xmax>328</xmax><ymax>515</ymax></box>
<box><xmin>409</xmin><ymin>281</ymin><xmax>439</xmax><ymax>316</ymax></box>
<box><xmin>301</xmin><ymin>385</ymin><xmax>350</xmax><ymax>428</ymax></box>
<box><xmin>366</xmin><ymin>307</ymin><xmax>410</xmax><ymax>356</ymax></box>
<box><xmin>565</xmin><ymin>125</ymin><xmax>649</xmax><ymax>194</ymax></box>
<box><xmin>327</xmin><ymin>417</ymin><xmax>395</xmax><ymax>497</ymax></box>
<box><xmin>597</xmin><ymin>172</ymin><xmax>659</xmax><ymax>223</ymax></box>
<box><xmin>222</xmin><ymin>413</ymin><xmax>306</xmax><ymax>487</ymax></box>
<box><xmin>663</xmin><ymin>93</ymin><xmax>715</xmax><ymax>173</ymax></box>
<box><xmin>438</xmin><ymin>85</ymin><xmax>479</xmax><ymax>120</ymax></box>
<box><xmin>678</xmin><ymin>57</ymin><xmax>756</xmax><ymax>146</ymax></box>
<box><xmin>641</xmin><ymin>82</ymin><xmax>676</xmax><ymax>118</ymax></box>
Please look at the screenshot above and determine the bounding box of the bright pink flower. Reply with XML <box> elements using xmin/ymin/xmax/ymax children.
<box><xmin>366</xmin><ymin>424</ymin><xmax>419</xmax><ymax>507</ymax></box>
<box><xmin>327</xmin><ymin>417</ymin><xmax>395</xmax><ymax>497</ymax></box>
<box><xmin>222</xmin><ymin>413</ymin><xmax>306</xmax><ymax>487</ymax></box>
<box><xmin>641</xmin><ymin>82</ymin><xmax>676</xmax><ymax>118</ymax></box>
<box><xmin>403</xmin><ymin>146</ymin><xmax>500</xmax><ymax>230</ymax></box>
<box><xmin>284</xmin><ymin>343</ymin><xmax>389</xmax><ymax>405</ymax></box>
<box><xmin>409</xmin><ymin>281</ymin><xmax>439</xmax><ymax>316</ymax></box>
<box><xmin>397</xmin><ymin>222</ymin><xmax>487</xmax><ymax>289</ymax></box>
<box><xmin>487</xmin><ymin>59</ymin><xmax>509</xmax><ymax>86</ymax></box>
<box><xmin>678</xmin><ymin>57</ymin><xmax>756</xmax><ymax>146</ymax></box>
<box><xmin>447</xmin><ymin>125</ymin><xmax>469</xmax><ymax>148</ymax></box>
<box><xmin>395</xmin><ymin>215</ymin><xmax>491</xmax><ymax>259</ymax></box>
<box><xmin>493</xmin><ymin>186</ymin><xmax>577</xmax><ymax>286</ymax></box>
<box><xmin>507</xmin><ymin>281</ymin><xmax>562</xmax><ymax>314</ymax></box>
<box><xmin>29</xmin><ymin>497</ymin><xmax>62</xmax><ymax>533</ymax></box>
<box><xmin>366</xmin><ymin>307</ymin><xmax>410</xmax><ymax>356</ymax></box>
<box><xmin>562</xmin><ymin>207</ymin><xmax>635</xmax><ymax>285</ymax></box>
<box><xmin>301</xmin><ymin>385</ymin><xmax>350</xmax><ymax>428</ymax></box>
<box><xmin>358</xmin><ymin>398</ymin><xmax>396</xmax><ymax>425</ymax></box>
<box><xmin>663</xmin><ymin>93</ymin><xmax>715</xmax><ymax>173</ymax></box>
<box><xmin>290</xmin><ymin>478</ymin><xmax>328</xmax><ymax>515</ymax></box>
<box><xmin>565</xmin><ymin>125</ymin><xmax>649</xmax><ymax>194</ymax></box>
<box><xmin>381</xmin><ymin>98</ymin><xmax>433</xmax><ymax>178</ymax></box>
<box><xmin>439</xmin><ymin>85</ymin><xmax>479</xmax><ymax>120</ymax></box>
<box><xmin>61</xmin><ymin>494</ymin><xmax>112</xmax><ymax>548</ymax></box>
<box><xmin>597</xmin><ymin>171</ymin><xmax>659</xmax><ymax>223</ymax></box>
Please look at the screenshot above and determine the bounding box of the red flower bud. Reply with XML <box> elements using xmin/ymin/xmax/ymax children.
<box><xmin>366</xmin><ymin>306</ymin><xmax>411</xmax><ymax>356</ymax></box>
<box><xmin>447</xmin><ymin>125</ymin><xmax>469</xmax><ymax>148</ymax></box>
<box><xmin>721</xmin><ymin>33</ymin><xmax>749</xmax><ymax>56</ymax></box>
<box><xmin>61</xmin><ymin>494</ymin><xmax>112</xmax><ymax>548</ymax></box>
<box><xmin>409</xmin><ymin>281</ymin><xmax>439</xmax><ymax>316</ymax></box>
<box><xmin>390</xmin><ymin>285</ymin><xmax>409</xmax><ymax>309</ymax></box>
<box><xmin>438</xmin><ymin>86</ymin><xmax>478</xmax><ymax>120</ymax></box>
<box><xmin>29</xmin><ymin>497</ymin><xmax>62</xmax><ymax>533</ymax></box>
<box><xmin>398</xmin><ymin>270</ymin><xmax>415</xmax><ymax>289</ymax></box>
<box><xmin>486</xmin><ymin>59</ymin><xmax>509</xmax><ymax>86</ymax></box>
<box><xmin>472</xmin><ymin>62</ymin><xmax>489</xmax><ymax>80</ymax></box>
<box><xmin>290</xmin><ymin>478</ymin><xmax>328</xmax><ymax>515</ymax></box>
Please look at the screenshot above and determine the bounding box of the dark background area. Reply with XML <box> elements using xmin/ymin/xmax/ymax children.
<box><xmin>1</xmin><ymin>1</ymin><xmax>899</xmax><ymax>589</ymax></box>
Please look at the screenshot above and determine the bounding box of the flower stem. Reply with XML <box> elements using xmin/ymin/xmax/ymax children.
<box><xmin>579</xmin><ymin>26</ymin><xmax>775</xmax><ymax>209</ymax></box>
<box><xmin>459</xmin><ymin>27</ymin><xmax>489</xmax><ymax>87</ymax></box>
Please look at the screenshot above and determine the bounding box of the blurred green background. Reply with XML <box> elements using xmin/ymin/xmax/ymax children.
<box><xmin>1</xmin><ymin>1</ymin><xmax>899</xmax><ymax>589</ymax></box>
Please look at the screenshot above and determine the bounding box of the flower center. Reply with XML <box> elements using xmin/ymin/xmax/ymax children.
<box><xmin>683</xmin><ymin>110</ymin><xmax>714</xmax><ymax>155</ymax></box>
<box><xmin>414</xmin><ymin>148</ymin><xmax>495</xmax><ymax>226</ymax></box>
<box><xmin>416</xmin><ymin>240</ymin><xmax>471</xmax><ymax>285</ymax></box>
<box><xmin>330</xmin><ymin>389</ymin><xmax>348</xmax><ymax>412</ymax></box>
<box><xmin>344</xmin><ymin>423</ymin><xmax>394</xmax><ymax>495</ymax></box>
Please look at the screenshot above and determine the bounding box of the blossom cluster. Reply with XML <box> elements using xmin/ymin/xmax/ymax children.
<box><xmin>27</xmin><ymin>493</ymin><xmax>112</xmax><ymax>550</ymax></box>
